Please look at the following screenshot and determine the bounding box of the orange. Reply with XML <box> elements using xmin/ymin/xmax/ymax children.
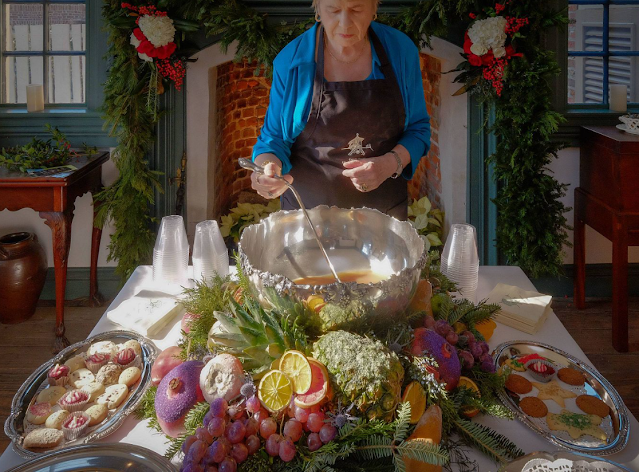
<box><xmin>279</xmin><ymin>350</ymin><xmax>312</xmax><ymax>394</ymax></box>
<box><xmin>401</xmin><ymin>381</ymin><xmax>427</xmax><ymax>424</ymax></box>
<box><xmin>475</xmin><ymin>319</ymin><xmax>497</xmax><ymax>341</ymax></box>
<box><xmin>405</xmin><ymin>405</ymin><xmax>443</xmax><ymax>472</ymax></box>
<box><xmin>258</xmin><ymin>370</ymin><xmax>292</xmax><ymax>412</ymax></box>
<box><xmin>306</xmin><ymin>295</ymin><xmax>326</xmax><ymax>313</ymax></box>
<box><xmin>294</xmin><ymin>358</ymin><xmax>329</xmax><ymax>408</ymax></box>
<box><xmin>408</xmin><ymin>279</ymin><xmax>433</xmax><ymax>315</ymax></box>
<box><xmin>457</xmin><ymin>376</ymin><xmax>480</xmax><ymax>418</ymax></box>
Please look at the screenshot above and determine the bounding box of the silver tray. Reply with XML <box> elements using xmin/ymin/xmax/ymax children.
<box><xmin>5</xmin><ymin>443</ymin><xmax>176</xmax><ymax>471</ymax></box>
<box><xmin>503</xmin><ymin>450</ymin><xmax>633</xmax><ymax>472</ymax></box>
<box><xmin>493</xmin><ymin>341</ymin><xmax>630</xmax><ymax>456</ymax></box>
<box><xmin>4</xmin><ymin>330</ymin><xmax>160</xmax><ymax>459</ymax></box>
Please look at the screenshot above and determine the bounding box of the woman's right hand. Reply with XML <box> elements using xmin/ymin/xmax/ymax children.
<box><xmin>251</xmin><ymin>159</ymin><xmax>293</xmax><ymax>199</ymax></box>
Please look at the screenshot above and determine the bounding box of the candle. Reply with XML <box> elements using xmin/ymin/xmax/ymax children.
<box><xmin>26</xmin><ymin>84</ymin><xmax>44</xmax><ymax>112</ymax></box>
<box><xmin>610</xmin><ymin>84</ymin><xmax>627</xmax><ymax>113</ymax></box>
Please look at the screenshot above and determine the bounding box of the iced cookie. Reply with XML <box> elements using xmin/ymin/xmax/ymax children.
<box><xmin>96</xmin><ymin>384</ymin><xmax>128</xmax><ymax>409</ymax></box>
<box><xmin>504</xmin><ymin>358</ymin><xmax>526</xmax><ymax>372</ymax></box>
<box><xmin>122</xmin><ymin>339</ymin><xmax>142</xmax><ymax>357</ymax></box>
<box><xmin>64</xmin><ymin>355</ymin><xmax>86</xmax><ymax>373</ymax></box>
<box><xmin>36</xmin><ymin>386</ymin><xmax>67</xmax><ymax>406</ymax></box>
<box><xmin>88</xmin><ymin>341</ymin><xmax>117</xmax><ymax>359</ymax></box>
<box><xmin>23</xmin><ymin>428</ymin><xmax>64</xmax><ymax>449</ymax></box>
<box><xmin>85</xmin><ymin>404</ymin><xmax>109</xmax><ymax>426</ymax></box>
<box><xmin>45</xmin><ymin>410</ymin><xmax>70</xmax><ymax>429</ymax></box>
<box><xmin>69</xmin><ymin>368</ymin><xmax>95</xmax><ymax>389</ymax></box>
<box><xmin>26</xmin><ymin>402</ymin><xmax>52</xmax><ymax>425</ymax></box>
<box><xmin>81</xmin><ymin>381</ymin><xmax>105</xmax><ymax>402</ymax></box>
<box><xmin>96</xmin><ymin>364</ymin><xmax>122</xmax><ymax>386</ymax></box>
<box><xmin>119</xmin><ymin>366</ymin><xmax>141</xmax><ymax>387</ymax></box>
<box><xmin>547</xmin><ymin>409</ymin><xmax>606</xmax><ymax>441</ymax></box>
<box><xmin>531</xmin><ymin>380</ymin><xmax>577</xmax><ymax>408</ymax></box>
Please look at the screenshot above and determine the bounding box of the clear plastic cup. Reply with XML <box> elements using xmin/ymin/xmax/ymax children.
<box><xmin>441</xmin><ymin>223</ymin><xmax>479</xmax><ymax>302</ymax></box>
<box><xmin>192</xmin><ymin>220</ymin><xmax>229</xmax><ymax>282</ymax></box>
<box><xmin>153</xmin><ymin>215</ymin><xmax>189</xmax><ymax>285</ymax></box>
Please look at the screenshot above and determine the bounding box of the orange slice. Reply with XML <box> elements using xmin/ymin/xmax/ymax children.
<box><xmin>294</xmin><ymin>358</ymin><xmax>329</xmax><ymax>408</ymax></box>
<box><xmin>279</xmin><ymin>350</ymin><xmax>312</xmax><ymax>394</ymax></box>
<box><xmin>475</xmin><ymin>319</ymin><xmax>497</xmax><ymax>341</ymax></box>
<box><xmin>457</xmin><ymin>376</ymin><xmax>480</xmax><ymax>418</ymax></box>
<box><xmin>401</xmin><ymin>381</ymin><xmax>427</xmax><ymax>424</ymax></box>
<box><xmin>258</xmin><ymin>370</ymin><xmax>292</xmax><ymax>412</ymax></box>
<box><xmin>406</xmin><ymin>404</ymin><xmax>443</xmax><ymax>472</ymax></box>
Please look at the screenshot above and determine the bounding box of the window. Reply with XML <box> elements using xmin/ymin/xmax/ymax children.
<box><xmin>1</xmin><ymin>0</ymin><xmax>86</xmax><ymax>105</ymax></box>
<box><xmin>567</xmin><ymin>0</ymin><xmax>639</xmax><ymax>107</ymax></box>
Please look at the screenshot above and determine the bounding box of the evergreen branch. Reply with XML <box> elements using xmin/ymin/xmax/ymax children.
<box><xmin>397</xmin><ymin>439</ymin><xmax>448</xmax><ymax>465</ymax></box>
<box><xmin>164</xmin><ymin>402</ymin><xmax>210</xmax><ymax>460</ymax></box>
<box><xmin>453</xmin><ymin>418</ymin><xmax>524</xmax><ymax>464</ymax></box>
<box><xmin>393</xmin><ymin>402</ymin><xmax>412</xmax><ymax>442</ymax></box>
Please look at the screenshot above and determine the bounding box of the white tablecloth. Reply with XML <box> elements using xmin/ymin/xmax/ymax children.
<box><xmin>2</xmin><ymin>266</ymin><xmax>638</xmax><ymax>471</ymax></box>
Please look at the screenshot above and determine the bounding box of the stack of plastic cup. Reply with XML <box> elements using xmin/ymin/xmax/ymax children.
<box><xmin>153</xmin><ymin>215</ymin><xmax>189</xmax><ymax>287</ymax></box>
<box><xmin>192</xmin><ymin>220</ymin><xmax>229</xmax><ymax>283</ymax></box>
<box><xmin>440</xmin><ymin>223</ymin><xmax>479</xmax><ymax>302</ymax></box>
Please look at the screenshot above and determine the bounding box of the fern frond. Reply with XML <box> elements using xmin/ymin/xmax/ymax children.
<box><xmin>397</xmin><ymin>439</ymin><xmax>448</xmax><ymax>465</ymax></box>
<box><xmin>393</xmin><ymin>402</ymin><xmax>412</xmax><ymax>442</ymax></box>
<box><xmin>356</xmin><ymin>435</ymin><xmax>394</xmax><ymax>460</ymax></box>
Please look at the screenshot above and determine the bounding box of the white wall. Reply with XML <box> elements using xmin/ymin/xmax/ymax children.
<box><xmin>0</xmin><ymin>156</ymin><xmax>118</xmax><ymax>267</ymax></box>
<box><xmin>549</xmin><ymin>147</ymin><xmax>639</xmax><ymax>264</ymax></box>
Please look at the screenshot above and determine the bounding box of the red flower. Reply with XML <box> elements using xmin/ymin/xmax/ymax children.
<box><xmin>469</xmin><ymin>12</ymin><xmax>476</xmax><ymax>19</ymax></box>
<box><xmin>495</xmin><ymin>3</ymin><xmax>505</xmax><ymax>13</ymax></box>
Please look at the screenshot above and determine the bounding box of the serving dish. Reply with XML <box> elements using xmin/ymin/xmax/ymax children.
<box><xmin>4</xmin><ymin>330</ymin><xmax>159</xmax><ymax>459</ymax></box>
<box><xmin>615</xmin><ymin>123</ymin><xmax>639</xmax><ymax>135</ymax></box>
<box><xmin>5</xmin><ymin>443</ymin><xmax>176</xmax><ymax>472</ymax></box>
<box><xmin>493</xmin><ymin>341</ymin><xmax>629</xmax><ymax>456</ymax></box>
<box><xmin>503</xmin><ymin>450</ymin><xmax>633</xmax><ymax>472</ymax></box>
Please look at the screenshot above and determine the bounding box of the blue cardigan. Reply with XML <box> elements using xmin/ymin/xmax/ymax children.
<box><xmin>251</xmin><ymin>22</ymin><xmax>431</xmax><ymax>179</ymax></box>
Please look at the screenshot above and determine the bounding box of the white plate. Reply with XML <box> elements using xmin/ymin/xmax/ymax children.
<box><xmin>616</xmin><ymin>123</ymin><xmax>639</xmax><ymax>135</ymax></box>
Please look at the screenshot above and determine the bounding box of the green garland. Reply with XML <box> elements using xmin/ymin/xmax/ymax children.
<box><xmin>100</xmin><ymin>0</ymin><xmax>568</xmax><ymax>280</ymax></box>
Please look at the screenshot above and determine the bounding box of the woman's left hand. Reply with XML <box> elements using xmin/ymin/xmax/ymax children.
<box><xmin>342</xmin><ymin>154</ymin><xmax>396</xmax><ymax>192</ymax></box>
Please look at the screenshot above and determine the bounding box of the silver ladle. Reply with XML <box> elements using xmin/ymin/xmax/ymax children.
<box><xmin>238</xmin><ymin>158</ymin><xmax>342</xmax><ymax>284</ymax></box>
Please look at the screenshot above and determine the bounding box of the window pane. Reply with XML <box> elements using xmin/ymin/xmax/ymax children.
<box><xmin>48</xmin><ymin>55</ymin><xmax>85</xmax><ymax>103</ymax></box>
<box><xmin>608</xmin><ymin>6</ymin><xmax>639</xmax><ymax>51</ymax></box>
<box><xmin>48</xmin><ymin>4</ymin><xmax>86</xmax><ymax>52</ymax></box>
<box><xmin>3</xmin><ymin>4</ymin><xmax>44</xmax><ymax>51</ymax></box>
<box><xmin>568</xmin><ymin>5</ymin><xmax>604</xmax><ymax>53</ymax></box>
<box><xmin>568</xmin><ymin>56</ymin><xmax>605</xmax><ymax>104</ymax></box>
<box><xmin>2</xmin><ymin>56</ymin><xmax>44</xmax><ymax>104</ymax></box>
<box><xmin>613</xmin><ymin>56</ymin><xmax>638</xmax><ymax>104</ymax></box>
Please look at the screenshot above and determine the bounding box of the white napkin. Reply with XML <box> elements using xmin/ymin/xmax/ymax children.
<box><xmin>106</xmin><ymin>290</ymin><xmax>185</xmax><ymax>337</ymax></box>
<box><xmin>485</xmin><ymin>283</ymin><xmax>552</xmax><ymax>334</ymax></box>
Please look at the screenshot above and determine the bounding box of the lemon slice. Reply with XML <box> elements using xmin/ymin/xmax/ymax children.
<box><xmin>278</xmin><ymin>350</ymin><xmax>312</xmax><ymax>394</ymax></box>
<box><xmin>258</xmin><ymin>370</ymin><xmax>293</xmax><ymax>412</ymax></box>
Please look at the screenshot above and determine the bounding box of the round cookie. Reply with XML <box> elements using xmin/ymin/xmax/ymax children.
<box><xmin>505</xmin><ymin>373</ymin><xmax>533</xmax><ymax>394</ymax></box>
<box><xmin>69</xmin><ymin>368</ymin><xmax>96</xmax><ymax>389</ymax></box>
<box><xmin>119</xmin><ymin>366</ymin><xmax>141</xmax><ymax>387</ymax></box>
<box><xmin>45</xmin><ymin>410</ymin><xmax>70</xmax><ymax>429</ymax></box>
<box><xmin>519</xmin><ymin>396</ymin><xmax>548</xmax><ymax>418</ymax></box>
<box><xmin>557</xmin><ymin>367</ymin><xmax>586</xmax><ymax>387</ymax></box>
<box><xmin>26</xmin><ymin>402</ymin><xmax>52</xmax><ymax>425</ymax></box>
<box><xmin>96</xmin><ymin>384</ymin><xmax>128</xmax><ymax>409</ymax></box>
<box><xmin>576</xmin><ymin>394</ymin><xmax>610</xmax><ymax>418</ymax></box>
<box><xmin>81</xmin><ymin>381</ymin><xmax>105</xmax><ymax>402</ymax></box>
<box><xmin>85</xmin><ymin>404</ymin><xmax>109</xmax><ymax>426</ymax></box>
<box><xmin>96</xmin><ymin>364</ymin><xmax>122</xmax><ymax>386</ymax></box>
<box><xmin>122</xmin><ymin>340</ymin><xmax>142</xmax><ymax>357</ymax></box>
<box><xmin>36</xmin><ymin>386</ymin><xmax>67</xmax><ymax>406</ymax></box>
<box><xmin>88</xmin><ymin>341</ymin><xmax>117</xmax><ymax>359</ymax></box>
<box><xmin>64</xmin><ymin>355</ymin><xmax>86</xmax><ymax>373</ymax></box>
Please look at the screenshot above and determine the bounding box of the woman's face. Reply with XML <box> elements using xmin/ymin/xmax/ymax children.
<box><xmin>318</xmin><ymin>0</ymin><xmax>376</xmax><ymax>49</ymax></box>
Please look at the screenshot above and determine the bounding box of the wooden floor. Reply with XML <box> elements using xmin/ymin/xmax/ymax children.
<box><xmin>0</xmin><ymin>298</ymin><xmax>638</xmax><ymax>456</ymax></box>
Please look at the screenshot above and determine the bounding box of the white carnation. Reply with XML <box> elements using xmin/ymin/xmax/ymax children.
<box><xmin>468</xmin><ymin>16</ymin><xmax>507</xmax><ymax>53</ymax></box>
<box><xmin>470</xmin><ymin>43</ymin><xmax>488</xmax><ymax>56</ymax></box>
<box><xmin>493</xmin><ymin>46</ymin><xmax>506</xmax><ymax>58</ymax></box>
<box><xmin>130</xmin><ymin>32</ymin><xmax>152</xmax><ymax>62</ymax></box>
<box><xmin>137</xmin><ymin>15</ymin><xmax>175</xmax><ymax>48</ymax></box>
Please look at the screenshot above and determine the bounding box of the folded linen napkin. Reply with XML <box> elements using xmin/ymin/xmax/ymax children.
<box><xmin>106</xmin><ymin>290</ymin><xmax>185</xmax><ymax>337</ymax></box>
<box><xmin>485</xmin><ymin>283</ymin><xmax>552</xmax><ymax>334</ymax></box>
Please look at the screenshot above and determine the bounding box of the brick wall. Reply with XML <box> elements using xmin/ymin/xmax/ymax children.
<box><xmin>214</xmin><ymin>52</ymin><xmax>442</xmax><ymax>217</ymax></box>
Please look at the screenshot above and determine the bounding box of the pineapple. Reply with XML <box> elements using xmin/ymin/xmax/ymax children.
<box><xmin>313</xmin><ymin>331</ymin><xmax>404</xmax><ymax>422</ymax></box>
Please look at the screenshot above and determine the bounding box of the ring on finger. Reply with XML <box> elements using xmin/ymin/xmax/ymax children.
<box><xmin>360</xmin><ymin>183</ymin><xmax>368</xmax><ymax>192</ymax></box>
<box><xmin>268</xmin><ymin>191</ymin><xmax>274</xmax><ymax>197</ymax></box>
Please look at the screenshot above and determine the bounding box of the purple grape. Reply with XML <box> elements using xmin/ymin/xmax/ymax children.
<box><xmin>294</xmin><ymin>405</ymin><xmax>310</xmax><ymax>423</ymax></box>
<box><xmin>458</xmin><ymin>350</ymin><xmax>474</xmax><ymax>370</ymax></box>
<box><xmin>481</xmin><ymin>358</ymin><xmax>496</xmax><ymax>373</ymax></box>
<box><xmin>187</xmin><ymin>440</ymin><xmax>207</xmax><ymax>464</ymax></box>
<box><xmin>478</xmin><ymin>341</ymin><xmax>490</xmax><ymax>355</ymax></box>
<box><xmin>434</xmin><ymin>319</ymin><xmax>452</xmax><ymax>337</ymax></box>
<box><xmin>196</xmin><ymin>426</ymin><xmax>214</xmax><ymax>445</ymax></box>
<box><xmin>231</xmin><ymin>443</ymin><xmax>249</xmax><ymax>463</ymax></box>
<box><xmin>469</xmin><ymin>342</ymin><xmax>483</xmax><ymax>360</ymax></box>
<box><xmin>206</xmin><ymin>439</ymin><xmax>230</xmax><ymax>464</ymax></box>
<box><xmin>181</xmin><ymin>464</ymin><xmax>204</xmax><ymax>472</ymax></box>
<box><xmin>279</xmin><ymin>437</ymin><xmax>296</xmax><ymax>462</ymax></box>
<box><xmin>207</xmin><ymin>417</ymin><xmax>226</xmax><ymax>438</ymax></box>
<box><xmin>225</xmin><ymin>420</ymin><xmax>246</xmax><ymax>444</ymax></box>
<box><xmin>307</xmin><ymin>432</ymin><xmax>322</xmax><ymax>451</ymax></box>
<box><xmin>445</xmin><ymin>331</ymin><xmax>459</xmax><ymax>346</ymax></box>
<box><xmin>204</xmin><ymin>465</ymin><xmax>218</xmax><ymax>472</ymax></box>
<box><xmin>283</xmin><ymin>419</ymin><xmax>303</xmax><ymax>442</ymax></box>
<box><xmin>479</xmin><ymin>353</ymin><xmax>492</xmax><ymax>364</ymax></box>
<box><xmin>244</xmin><ymin>417</ymin><xmax>259</xmax><ymax>437</ymax></box>
<box><xmin>424</xmin><ymin>316</ymin><xmax>437</xmax><ymax>329</ymax></box>
<box><xmin>218</xmin><ymin>457</ymin><xmax>237</xmax><ymax>472</ymax></box>
<box><xmin>245</xmin><ymin>434</ymin><xmax>260</xmax><ymax>455</ymax></box>
<box><xmin>259</xmin><ymin>417</ymin><xmax>277</xmax><ymax>439</ymax></box>
<box><xmin>265</xmin><ymin>433</ymin><xmax>282</xmax><ymax>457</ymax></box>
<box><xmin>203</xmin><ymin>411</ymin><xmax>215</xmax><ymax>428</ymax></box>
<box><xmin>319</xmin><ymin>424</ymin><xmax>337</xmax><ymax>443</ymax></box>
<box><xmin>307</xmin><ymin>413</ymin><xmax>324</xmax><ymax>433</ymax></box>
<box><xmin>461</xmin><ymin>331</ymin><xmax>476</xmax><ymax>344</ymax></box>
<box><xmin>182</xmin><ymin>435</ymin><xmax>198</xmax><ymax>454</ymax></box>
<box><xmin>245</xmin><ymin>395</ymin><xmax>261</xmax><ymax>414</ymax></box>
<box><xmin>210</xmin><ymin>398</ymin><xmax>229</xmax><ymax>418</ymax></box>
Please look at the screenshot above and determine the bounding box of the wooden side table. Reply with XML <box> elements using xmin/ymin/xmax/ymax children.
<box><xmin>0</xmin><ymin>152</ymin><xmax>109</xmax><ymax>352</ymax></box>
<box><xmin>574</xmin><ymin>126</ymin><xmax>639</xmax><ymax>352</ymax></box>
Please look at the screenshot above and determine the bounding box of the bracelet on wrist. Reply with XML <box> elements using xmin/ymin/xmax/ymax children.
<box><xmin>389</xmin><ymin>151</ymin><xmax>403</xmax><ymax>179</ymax></box>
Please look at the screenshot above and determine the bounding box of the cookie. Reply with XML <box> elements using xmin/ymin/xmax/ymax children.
<box><xmin>557</xmin><ymin>367</ymin><xmax>586</xmax><ymax>387</ymax></box>
<box><xmin>96</xmin><ymin>364</ymin><xmax>122</xmax><ymax>386</ymax></box>
<box><xmin>531</xmin><ymin>380</ymin><xmax>577</xmax><ymax>408</ymax></box>
<box><xmin>505</xmin><ymin>373</ymin><xmax>533</xmax><ymax>394</ymax></box>
<box><xmin>69</xmin><ymin>368</ymin><xmax>96</xmax><ymax>389</ymax></box>
<box><xmin>119</xmin><ymin>366</ymin><xmax>141</xmax><ymax>387</ymax></box>
<box><xmin>504</xmin><ymin>358</ymin><xmax>526</xmax><ymax>372</ymax></box>
<box><xmin>519</xmin><ymin>396</ymin><xmax>548</xmax><ymax>418</ymax></box>
<box><xmin>36</xmin><ymin>386</ymin><xmax>67</xmax><ymax>406</ymax></box>
<box><xmin>122</xmin><ymin>339</ymin><xmax>142</xmax><ymax>357</ymax></box>
<box><xmin>96</xmin><ymin>384</ymin><xmax>128</xmax><ymax>409</ymax></box>
<box><xmin>81</xmin><ymin>381</ymin><xmax>105</xmax><ymax>402</ymax></box>
<box><xmin>88</xmin><ymin>341</ymin><xmax>117</xmax><ymax>359</ymax></box>
<box><xmin>64</xmin><ymin>355</ymin><xmax>86</xmax><ymax>373</ymax></box>
<box><xmin>547</xmin><ymin>409</ymin><xmax>606</xmax><ymax>441</ymax></box>
<box><xmin>45</xmin><ymin>410</ymin><xmax>70</xmax><ymax>429</ymax></box>
<box><xmin>576</xmin><ymin>394</ymin><xmax>610</xmax><ymax>418</ymax></box>
<box><xmin>26</xmin><ymin>402</ymin><xmax>52</xmax><ymax>425</ymax></box>
<box><xmin>85</xmin><ymin>404</ymin><xmax>109</xmax><ymax>426</ymax></box>
<box><xmin>23</xmin><ymin>428</ymin><xmax>64</xmax><ymax>449</ymax></box>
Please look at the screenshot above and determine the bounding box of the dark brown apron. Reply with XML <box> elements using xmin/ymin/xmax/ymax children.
<box><xmin>282</xmin><ymin>26</ymin><xmax>408</xmax><ymax>220</ymax></box>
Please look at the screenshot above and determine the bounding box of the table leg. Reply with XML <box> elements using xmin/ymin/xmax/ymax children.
<box><xmin>611</xmin><ymin>217</ymin><xmax>629</xmax><ymax>353</ymax></box>
<box><xmin>40</xmin><ymin>210</ymin><xmax>73</xmax><ymax>353</ymax></box>
<box><xmin>573</xmin><ymin>197</ymin><xmax>586</xmax><ymax>310</ymax></box>
<box><xmin>88</xmin><ymin>195</ymin><xmax>105</xmax><ymax>307</ymax></box>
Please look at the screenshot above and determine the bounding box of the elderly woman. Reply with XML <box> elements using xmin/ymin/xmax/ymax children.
<box><xmin>250</xmin><ymin>0</ymin><xmax>430</xmax><ymax>219</ymax></box>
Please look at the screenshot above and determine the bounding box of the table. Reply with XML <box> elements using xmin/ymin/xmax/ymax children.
<box><xmin>574</xmin><ymin>126</ymin><xmax>639</xmax><ymax>352</ymax></box>
<box><xmin>1</xmin><ymin>266</ymin><xmax>638</xmax><ymax>471</ymax></box>
<box><xmin>0</xmin><ymin>152</ymin><xmax>109</xmax><ymax>353</ymax></box>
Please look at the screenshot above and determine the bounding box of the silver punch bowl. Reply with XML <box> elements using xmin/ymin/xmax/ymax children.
<box><xmin>238</xmin><ymin>206</ymin><xmax>427</xmax><ymax>321</ymax></box>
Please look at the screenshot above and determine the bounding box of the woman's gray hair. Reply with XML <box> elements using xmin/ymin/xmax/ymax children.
<box><xmin>312</xmin><ymin>0</ymin><xmax>380</xmax><ymax>16</ymax></box>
